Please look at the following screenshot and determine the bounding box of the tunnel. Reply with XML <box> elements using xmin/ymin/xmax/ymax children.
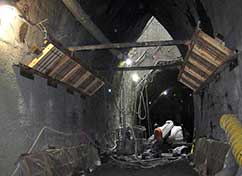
<box><xmin>0</xmin><ymin>0</ymin><xmax>242</xmax><ymax>175</ymax></box>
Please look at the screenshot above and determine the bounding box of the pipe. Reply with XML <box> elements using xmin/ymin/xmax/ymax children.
<box><xmin>62</xmin><ymin>0</ymin><xmax>121</xmax><ymax>58</ymax></box>
<box><xmin>220</xmin><ymin>114</ymin><xmax>242</xmax><ymax>166</ymax></box>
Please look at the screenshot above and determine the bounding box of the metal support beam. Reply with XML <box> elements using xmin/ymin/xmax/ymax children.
<box><xmin>68</xmin><ymin>40</ymin><xmax>190</xmax><ymax>51</ymax></box>
<box><xmin>92</xmin><ymin>62</ymin><xmax>182</xmax><ymax>71</ymax></box>
<box><xmin>62</xmin><ymin>0</ymin><xmax>121</xmax><ymax>57</ymax></box>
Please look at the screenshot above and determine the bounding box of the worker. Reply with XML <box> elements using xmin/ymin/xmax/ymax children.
<box><xmin>151</xmin><ymin>120</ymin><xmax>184</xmax><ymax>155</ymax></box>
<box><xmin>154</xmin><ymin>120</ymin><xmax>184</xmax><ymax>144</ymax></box>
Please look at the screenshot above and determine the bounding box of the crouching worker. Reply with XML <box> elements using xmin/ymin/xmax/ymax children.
<box><xmin>152</xmin><ymin>120</ymin><xmax>184</xmax><ymax>156</ymax></box>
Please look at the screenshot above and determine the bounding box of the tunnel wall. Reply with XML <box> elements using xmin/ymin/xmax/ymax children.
<box><xmin>0</xmin><ymin>0</ymin><xmax>115</xmax><ymax>175</ymax></box>
<box><xmin>193</xmin><ymin>0</ymin><xmax>242</xmax><ymax>140</ymax></box>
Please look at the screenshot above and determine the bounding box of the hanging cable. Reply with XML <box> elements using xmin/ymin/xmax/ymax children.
<box><xmin>137</xmin><ymin>85</ymin><xmax>147</xmax><ymax>120</ymax></box>
<box><xmin>145</xmin><ymin>86</ymin><xmax>151</xmax><ymax>137</ymax></box>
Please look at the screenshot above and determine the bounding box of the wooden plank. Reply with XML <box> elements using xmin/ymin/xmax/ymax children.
<box><xmin>178</xmin><ymin>37</ymin><xmax>196</xmax><ymax>80</ymax></box>
<box><xmin>183</xmin><ymin>71</ymin><xmax>203</xmax><ymax>85</ymax></box>
<box><xmin>181</xmin><ymin>74</ymin><xmax>201</xmax><ymax>87</ymax></box>
<box><xmin>83</xmin><ymin>79</ymin><xmax>99</xmax><ymax>92</ymax></box>
<box><xmin>79</xmin><ymin>75</ymin><xmax>96</xmax><ymax>90</ymax></box>
<box><xmin>184</xmin><ymin>66</ymin><xmax>206</xmax><ymax>82</ymax></box>
<box><xmin>188</xmin><ymin>58</ymin><xmax>213</xmax><ymax>75</ymax></box>
<box><xmin>196</xmin><ymin>40</ymin><xmax>228</xmax><ymax>62</ymax></box>
<box><xmin>39</xmin><ymin>49</ymin><xmax>64</xmax><ymax>73</ymax></box>
<box><xmin>73</xmin><ymin>72</ymin><xmax>91</xmax><ymax>88</ymax></box>
<box><xmin>191</xmin><ymin>52</ymin><xmax>217</xmax><ymax>71</ymax></box>
<box><xmin>28</xmin><ymin>44</ymin><xmax>54</xmax><ymax>68</ymax></box>
<box><xmin>15</xmin><ymin>64</ymin><xmax>86</xmax><ymax>96</ymax></box>
<box><xmin>88</xmin><ymin>81</ymin><xmax>105</xmax><ymax>96</ymax></box>
<box><xmin>179</xmin><ymin>78</ymin><xmax>196</xmax><ymax>91</ymax></box>
<box><xmin>48</xmin><ymin>56</ymin><xmax>70</xmax><ymax>77</ymax></box>
<box><xmin>20</xmin><ymin>41</ymin><xmax>105</xmax><ymax>96</ymax></box>
<box><xmin>187</xmin><ymin>62</ymin><xmax>209</xmax><ymax>78</ymax></box>
<box><xmin>41</xmin><ymin>54</ymin><xmax>63</xmax><ymax>74</ymax></box>
<box><xmin>56</xmin><ymin>61</ymin><xmax>77</xmax><ymax>80</ymax></box>
<box><xmin>178</xmin><ymin>30</ymin><xmax>234</xmax><ymax>92</ymax></box>
<box><xmin>193</xmin><ymin>45</ymin><xmax>221</xmax><ymax>67</ymax></box>
<box><xmin>34</xmin><ymin>47</ymin><xmax>56</xmax><ymax>70</ymax></box>
<box><xmin>61</xmin><ymin>65</ymin><xmax>81</xmax><ymax>82</ymax></box>
<box><xmin>197</xmin><ymin>31</ymin><xmax>232</xmax><ymax>56</ymax></box>
<box><xmin>68</xmin><ymin>67</ymin><xmax>86</xmax><ymax>85</ymax></box>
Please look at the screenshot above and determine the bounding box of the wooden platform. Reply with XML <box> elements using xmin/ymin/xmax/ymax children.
<box><xmin>178</xmin><ymin>30</ymin><xmax>234</xmax><ymax>92</ymax></box>
<box><xmin>20</xmin><ymin>42</ymin><xmax>104</xmax><ymax>96</ymax></box>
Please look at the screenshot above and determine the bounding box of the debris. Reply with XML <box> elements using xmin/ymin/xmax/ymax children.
<box><xmin>19</xmin><ymin>144</ymin><xmax>101</xmax><ymax>176</ymax></box>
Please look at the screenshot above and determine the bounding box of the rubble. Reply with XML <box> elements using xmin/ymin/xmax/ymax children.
<box><xmin>19</xmin><ymin>144</ymin><xmax>101</xmax><ymax>176</ymax></box>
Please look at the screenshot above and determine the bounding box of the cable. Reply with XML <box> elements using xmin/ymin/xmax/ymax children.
<box><xmin>145</xmin><ymin>86</ymin><xmax>151</xmax><ymax>137</ymax></box>
<box><xmin>137</xmin><ymin>84</ymin><xmax>150</xmax><ymax>122</ymax></box>
<box><xmin>137</xmin><ymin>89</ymin><xmax>147</xmax><ymax>120</ymax></box>
<box><xmin>111</xmin><ymin>127</ymin><xmax>183</xmax><ymax>169</ymax></box>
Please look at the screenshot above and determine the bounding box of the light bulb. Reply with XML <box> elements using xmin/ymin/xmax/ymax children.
<box><xmin>125</xmin><ymin>58</ymin><xmax>132</xmax><ymax>66</ymax></box>
<box><xmin>131</xmin><ymin>73</ymin><xmax>140</xmax><ymax>82</ymax></box>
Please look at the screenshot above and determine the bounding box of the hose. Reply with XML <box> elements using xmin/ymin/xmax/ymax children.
<box><xmin>145</xmin><ymin>85</ymin><xmax>151</xmax><ymax>137</ymax></box>
<box><xmin>220</xmin><ymin>114</ymin><xmax>242</xmax><ymax>166</ymax></box>
<box><xmin>137</xmin><ymin>85</ymin><xmax>149</xmax><ymax>121</ymax></box>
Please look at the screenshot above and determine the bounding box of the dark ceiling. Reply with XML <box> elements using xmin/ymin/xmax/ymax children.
<box><xmin>77</xmin><ymin>0</ymin><xmax>214</xmax><ymax>55</ymax></box>
<box><xmin>76</xmin><ymin>0</ymin><xmax>214</xmax><ymax>137</ymax></box>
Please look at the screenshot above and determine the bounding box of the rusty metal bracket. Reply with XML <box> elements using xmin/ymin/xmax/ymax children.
<box><xmin>68</xmin><ymin>40</ymin><xmax>190</xmax><ymax>52</ymax></box>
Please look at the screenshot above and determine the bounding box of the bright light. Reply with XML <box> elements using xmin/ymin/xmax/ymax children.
<box><xmin>0</xmin><ymin>5</ymin><xmax>17</xmax><ymax>27</ymax></box>
<box><xmin>108</xmin><ymin>88</ymin><xmax>112</xmax><ymax>93</ymax></box>
<box><xmin>125</xmin><ymin>58</ymin><xmax>132</xmax><ymax>66</ymax></box>
<box><xmin>131</xmin><ymin>73</ymin><xmax>140</xmax><ymax>82</ymax></box>
<box><xmin>160</xmin><ymin>90</ymin><xmax>168</xmax><ymax>96</ymax></box>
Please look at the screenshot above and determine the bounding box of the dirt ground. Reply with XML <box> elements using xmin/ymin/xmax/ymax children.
<box><xmin>90</xmin><ymin>160</ymin><xmax>198</xmax><ymax>176</ymax></box>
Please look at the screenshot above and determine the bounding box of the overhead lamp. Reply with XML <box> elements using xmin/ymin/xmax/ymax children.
<box><xmin>125</xmin><ymin>58</ymin><xmax>132</xmax><ymax>66</ymax></box>
<box><xmin>160</xmin><ymin>90</ymin><xmax>168</xmax><ymax>96</ymax></box>
<box><xmin>131</xmin><ymin>73</ymin><xmax>140</xmax><ymax>82</ymax></box>
<box><xmin>163</xmin><ymin>90</ymin><xmax>168</xmax><ymax>96</ymax></box>
<box><xmin>0</xmin><ymin>5</ymin><xmax>17</xmax><ymax>27</ymax></box>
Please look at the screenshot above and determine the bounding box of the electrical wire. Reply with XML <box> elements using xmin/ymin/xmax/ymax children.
<box><xmin>137</xmin><ymin>84</ymin><xmax>150</xmax><ymax>122</ymax></box>
<box><xmin>110</xmin><ymin>127</ymin><xmax>183</xmax><ymax>169</ymax></box>
<box><xmin>145</xmin><ymin>86</ymin><xmax>151</xmax><ymax>137</ymax></box>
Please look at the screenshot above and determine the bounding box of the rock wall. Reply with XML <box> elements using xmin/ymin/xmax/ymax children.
<box><xmin>0</xmin><ymin>0</ymin><xmax>109</xmax><ymax>175</ymax></box>
<box><xmin>193</xmin><ymin>0</ymin><xmax>242</xmax><ymax>140</ymax></box>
